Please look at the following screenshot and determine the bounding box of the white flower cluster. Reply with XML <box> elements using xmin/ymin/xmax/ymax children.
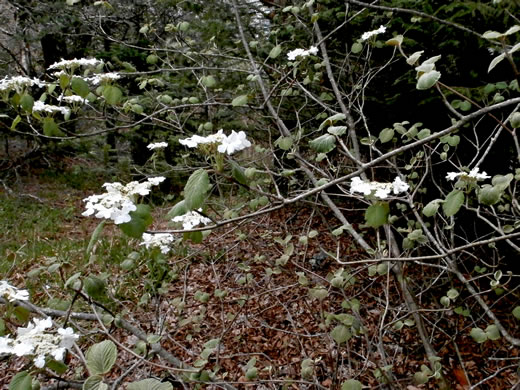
<box><xmin>351</xmin><ymin>176</ymin><xmax>409</xmax><ymax>199</ymax></box>
<box><xmin>287</xmin><ymin>46</ymin><xmax>318</xmax><ymax>61</ymax></box>
<box><xmin>0</xmin><ymin>76</ymin><xmax>46</xmax><ymax>92</ymax></box>
<box><xmin>361</xmin><ymin>25</ymin><xmax>387</xmax><ymax>41</ymax></box>
<box><xmin>0</xmin><ymin>317</ymin><xmax>78</xmax><ymax>368</ymax></box>
<box><xmin>48</xmin><ymin>58</ymin><xmax>103</xmax><ymax>70</ymax></box>
<box><xmin>57</xmin><ymin>94</ymin><xmax>86</xmax><ymax>104</ymax></box>
<box><xmin>172</xmin><ymin>209</ymin><xmax>212</xmax><ymax>230</ymax></box>
<box><xmin>140</xmin><ymin>233</ymin><xmax>175</xmax><ymax>254</ymax></box>
<box><xmin>83</xmin><ymin>177</ymin><xmax>165</xmax><ymax>224</ymax></box>
<box><xmin>33</xmin><ymin>100</ymin><xmax>71</xmax><ymax>116</ymax></box>
<box><xmin>446</xmin><ymin>167</ymin><xmax>490</xmax><ymax>181</ymax></box>
<box><xmin>85</xmin><ymin>73</ymin><xmax>121</xmax><ymax>85</ymax></box>
<box><xmin>0</xmin><ymin>281</ymin><xmax>29</xmax><ymax>302</ymax></box>
<box><xmin>147</xmin><ymin>142</ymin><xmax>168</xmax><ymax>150</ymax></box>
<box><xmin>179</xmin><ymin>129</ymin><xmax>251</xmax><ymax>155</ymax></box>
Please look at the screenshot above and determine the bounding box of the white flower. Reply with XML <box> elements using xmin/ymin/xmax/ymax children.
<box><xmin>85</xmin><ymin>72</ymin><xmax>121</xmax><ymax>85</ymax></box>
<box><xmin>172</xmin><ymin>209</ymin><xmax>212</xmax><ymax>230</ymax></box>
<box><xmin>0</xmin><ymin>317</ymin><xmax>79</xmax><ymax>368</ymax></box>
<box><xmin>0</xmin><ymin>281</ymin><xmax>29</xmax><ymax>301</ymax></box>
<box><xmin>83</xmin><ymin>178</ymin><xmax>163</xmax><ymax>224</ymax></box>
<box><xmin>446</xmin><ymin>167</ymin><xmax>490</xmax><ymax>181</ymax></box>
<box><xmin>48</xmin><ymin>58</ymin><xmax>103</xmax><ymax>70</ymax></box>
<box><xmin>217</xmin><ymin>130</ymin><xmax>252</xmax><ymax>155</ymax></box>
<box><xmin>0</xmin><ymin>76</ymin><xmax>46</xmax><ymax>92</ymax></box>
<box><xmin>361</xmin><ymin>25</ymin><xmax>387</xmax><ymax>41</ymax></box>
<box><xmin>57</xmin><ymin>94</ymin><xmax>86</xmax><ymax>104</ymax></box>
<box><xmin>350</xmin><ymin>177</ymin><xmax>373</xmax><ymax>195</ymax></box>
<box><xmin>33</xmin><ymin>101</ymin><xmax>70</xmax><ymax>116</ymax></box>
<box><xmin>34</xmin><ymin>354</ymin><xmax>46</xmax><ymax>368</ymax></box>
<box><xmin>392</xmin><ymin>176</ymin><xmax>409</xmax><ymax>194</ymax></box>
<box><xmin>179</xmin><ymin>129</ymin><xmax>251</xmax><ymax>155</ymax></box>
<box><xmin>140</xmin><ymin>233</ymin><xmax>175</xmax><ymax>254</ymax></box>
<box><xmin>351</xmin><ymin>176</ymin><xmax>408</xmax><ymax>199</ymax></box>
<box><xmin>147</xmin><ymin>142</ymin><xmax>168</xmax><ymax>150</ymax></box>
<box><xmin>287</xmin><ymin>46</ymin><xmax>318</xmax><ymax>61</ymax></box>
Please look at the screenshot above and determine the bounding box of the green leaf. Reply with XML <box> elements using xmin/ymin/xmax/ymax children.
<box><xmin>201</xmin><ymin>76</ymin><xmax>217</xmax><ymax>88</ymax></box>
<box><xmin>327</xmin><ymin>126</ymin><xmax>347</xmax><ymax>136</ymax></box>
<box><xmin>416</xmin><ymin>70</ymin><xmax>441</xmax><ymax>90</ymax></box>
<box><xmin>413</xmin><ymin>371</ymin><xmax>429</xmax><ymax>385</ymax></box>
<box><xmin>119</xmin><ymin>204</ymin><xmax>153</xmax><ymax>238</ymax></box>
<box><xmin>364</xmin><ymin>202</ymin><xmax>390</xmax><ymax>228</ymax></box>
<box><xmin>319</xmin><ymin>113</ymin><xmax>345</xmax><ymax>130</ymax></box>
<box><xmin>245</xmin><ymin>367</ymin><xmax>258</xmax><ymax>380</ymax></box>
<box><xmin>492</xmin><ymin>174</ymin><xmax>513</xmax><ymax>191</ymax></box>
<box><xmin>309</xmin><ymin>287</ymin><xmax>328</xmax><ymax>300</ymax></box>
<box><xmin>351</xmin><ymin>42</ymin><xmax>363</xmax><ymax>54</ymax></box>
<box><xmin>230</xmin><ymin>161</ymin><xmax>248</xmax><ymax>185</ymax></box>
<box><xmin>309</xmin><ymin>134</ymin><xmax>336</xmax><ymax>153</ymax></box>
<box><xmin>482</xmin><ymin>30</ymin><xmax>502</xmax><ymax>39</ymax></box>
<box><xmin>231</xmin><ymin>95</ymin><xmax>248</xmax><ymax>107</ymax></box>
<box><xmin>86</xmin><ymin>340</ymin><xmax>118</xmax><ymax>375</ymax></box>
<box><xmin>11</xmin><ymin>115</ymin><xmax>22</xmax><ymax>130</ymax></box>
<box><xmin>341</xmin><ymin>379</ymin><xmax>362</xmax><ymax>390</ymax></box>
<box><xmin>83</xmin><ymin>276</ymin><xmax>106</xmax><ymax>299</ymax></box>
<box><xmin>43</xmin><ymin>117</ymin><xmax>64</xmax><ymax>137</ymax></box>
<box><xmin>103</xmin><ymin>85</ymin><xmax>122</xmax><ymax>105</ymax></box>
<box><xmin>9</xmin><ymin>371</ymin><xmax>32</xmax><ymax>390</ymax></box>
<box><xmin>512</xmin><ymin>306</ymin><xmax>520</xmax><ymax>319</ymax></box>
<box><xmin>379</xmin><ymin>128</ymin><xmax>394</xmax><ymax>143</ymax></box>
<box><xmin>71</xmin><ymin>77</ymin><xmax>90</xmax><ymax>98</ymax></box>
<box><xmin>478</xmin><ymin>185</ymin><xmax>501</xmax><ymax>206</ymax></box>
<box><xmin>269</xmin><ymin>45</ymin><xmax>282</xmax><ymax>59</ymax></box>
<box><xmin>447</xmin><ymin>288</ymin><xmax>459</xmax><ymax>299</ymax></box>
<box><xmin>385</xmin><ymin>35</ymin><xmax>403</xmax><ymax>46</ymax></box>
<box><xmin>511</xmin><ymin>112</ymin><xmax>520</xmax><ymax>129</ymax></box>
<box><xmin>330</xmin><ymin>324</ymin><xmax>351</xmax><ymax>344</ymax></box>
<box><xmin>184</xmin><ymin>169</ymin><xmax>210</xmax><ymax>210</ymax></box>
<box><xmin>485</xmin><ymin>324</ymin><xmax>501</xmax><ymax>340</ymax></box>
<box><xmin>82</xmin><ymin>375</ymin><xmax>108</xmax><ymax>390</ymax></box>
<box><xmin>167</xmin><ymin>200</ymin><xmax>188</xmax><ymax>219</ymax></box>
<box><xmin>423</xmin><ymin>199</ymin><xmax>442</xmax><ymax>217</ymax></box>
<box><xmin>470</xmin><ymin>327</ymin><xmax>487</xmax><ymax>343</ymax></box>
<box><xmin>275</xmin><ymin>136</ymin><xmax>293</xmax><ymax>150</ymax></box>
<box><xmin>86</xmin><ymin>220</ymin><xmax>105</xmax><ymax>256</ymax></box>
<box><xmin>442</xmin><ymin>190</ymin><xmax>464</xmax><ymax>217</ymax></box>
<box><xmin>488</xmin><ymin>53</ymin><xmax>505</xmax><ymax>73</ymax></box>
<box><xmin>20</xmin><ymin>94</ymin><xmax>34</xmax><ymax>112</ymax></box>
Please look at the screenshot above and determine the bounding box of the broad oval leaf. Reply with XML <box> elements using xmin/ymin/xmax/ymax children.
<box><xmin>230</xmin><ymin>160</ymin><xmax>248</xmax><ymax>185</ymax></box>
<box><xmin>379</xmin><ymin>128</ymin><xmax>394</xmax><ymax>143</ymax></box>
<box><xmin>416</xmin><ymin>70</ymin><xmax>441</xmax><ymax>90</ymax></box>
<box><xmin>120</xmin><ymin>204</ymin><xmax>153</xmax><ymax>238</ymax></box>
<box><xmin>276</xmin><ymin>136</ymin><xmax>293</xmax><ymax>150</ymax></box>
<box><xmin>365</xmin><ymin>202</ymin><xmax>390</xmax><ymax>228</ymax></box>
<box><xmin>184</xmin><ymin>169</ymin><xmax>210</xmax><ymax>210</ymax></box>
<box><xmin>86</xmin><ymin>340</ymin><xmax>118</xmax><ymax>375</ymax></box>
<box><xmin>478</xmin><ymin>185</ymin><xmax>501</xmax><ymax>206</ymax></box>
<box><xmin>511</xmin><ymin>112</ymin><xmax>520</xmax><ymax>129</ymax></box>
<box><xmin>201</xmin><ymin>75</ymin><xmax>217</xmax><ymax>88</ymax></box>
<box><xmin>269</xmin><ymin>45</ymin><xmax>282</xmax><ymax>59</ymax></box>
<box><xmin>341</xmin><ymin>379</ymin><xmax>362</xmax><ymax>390</ymax></box>
<box><xmin>319</xmin><ymin>113</ymin><xmax>346</xmax><ymax>130</ymax></box>
<box><xmin>327</xmin><ymin>126</ymin><xmax>347</xmax><ymax>136</ymax></box>
<box><xmin>9</xmin><ymin>371</ymin><xmax>32</xmax><ymax>390</ymax></box>
<box><xmin>309</xmin><ymin>134</ymin><xmax>336</xmax><ymax>153</ymax></box>
<box><xmin>492</xmin><ymin>173</ymin><xmax>513</xmax><ymax>191</ymax></box>
<box><xmin>43</xmin><ymin>117</ymin><xmax>64</xmax><ymax>137</ymax></box>
<box><xmin>127</xmin><ymin>379</ymin><xmax>173</xmax><ymax>390</ymax></box>
<box><xmin>82</xmin><ymin>375</ymin><xmax>108</xmax><ymax>390</ymax></box>
<box><xmin>512</xmin><ymin>306</ymin><xmax>520</xmax><ymax>319</ymax></box>
<box><xmin>103</xmin><ymin>85</ymin><xmax>122</xmax><ymax>105</ymax></box>
<box><xmin>20</xmin><ymin>94</ymin><xmax>34</xmax><ymax>112</ymax></box>
<box><xmin>470</xmin><ymin>327</ymin><xmax>487</xmax><ymax>343</ymax></box>
<box><xmin>504</xmin><ymin>25</ymin><xmax>520</xmax><ymax>36</ymax></box>
<box><xmin>330</xmin><ymin>324</ymin><xmax>351</xmax><ymax>344</ymax></box>
<box><xmin>167</xmin><ymin>200</ymin><xmax>188</xmax><ymax>219</ymax></box>
<box><xmin>482</xmin><ymin>30</ymin><xmax>502</xmax><ymax>39</ymax></box>
<box><xmin>442</xmin><ymin>190</ymin><xmax>464</xmax><ymax>217</ymax></box>
<box><xmin>485</xmin><ymin>324</ymin><xmax>501</xmax><ymax>340</ymax></box>
<box><xmin>231</xmin><ymin>94</ymin><xmax>248</xmax><ymax>107</ymax></box>
<box><xmin>71</xmin><ymin>77</ymin><xmax>90</xmax><ymax>98</ymax></box>
<box><xmin>406</xmin><ymin>50</ymin><xmax>424</xmax><ymax>65</ymax></box>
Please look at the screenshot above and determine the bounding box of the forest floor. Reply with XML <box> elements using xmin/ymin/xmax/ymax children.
<box><xmin>0</xmin><ymin>158</ymin><xmax>519</xmax><ymax>390</ymax></box>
